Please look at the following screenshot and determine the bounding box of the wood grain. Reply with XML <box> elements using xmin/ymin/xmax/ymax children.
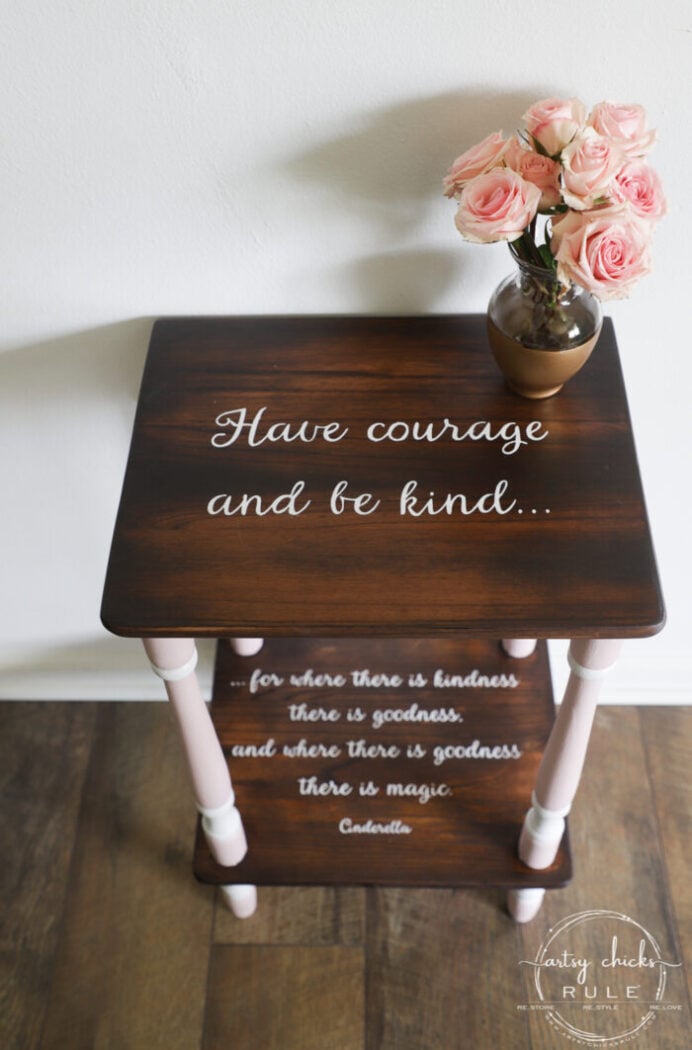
<box><xmin>203</xmin><ymin>945</ymin><xmax>363</xmax><ymax>1050</ymax></box>
<box><xmin>2</xmin><ymin>703</ymin><xmax>689</xmax><ymax>1049</ymax></box>
<box><xmin>640</xmin><ymin>708</ymin><xmax>692</xmax><ymax>1011</ymax></box>
<box><xmin>214</xmin><ymin>885</ymin><xmax>365</xmax><ymax>946</ymax></box>
<box><xmin>38</xmin><ymin>704</ymin><xmax>214</xmax><ymax>1050</ymax></box>
<box><xmin>0</xmin><ymin>703</ymin><xmax>96</xmax><ymax>1050</ymax></box>
<box><xmin>195</xmin><ymin>637</ymin><xmax>571</xmax><ymax>889</ymax></box>
<box><xmin>366</xmin><ymin>887</ymin><xmax>530</xmax><ymax>1050</ymax></box>
<box><xmin>101</xmin><ymin>315</ymin><xmax>663</xmax><ymax>639</ymax></box>
<box><xmin>518</xmin><ymin>708</ymin><xmax>690</xmax><ymax>1049</ymax></box>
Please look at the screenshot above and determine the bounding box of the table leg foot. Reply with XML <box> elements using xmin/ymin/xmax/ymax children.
<box><xmin>507</xmin><ymin>887</ymin><xmax>545</xmax><ymax>923</ymax></box>
<box><xmin>502</xmin><ymin>639</ymin><xmax>537</xmax><ymax>658</ymax></box>
<box><xmin>220</xmin><ymin>884</ymin><xmax>258</xmax><ymax>918</ymax></box>
<box><xmin>230</xmin><ymin>638</ymin><xmax>264</xmax><ymax>656</ymax></box>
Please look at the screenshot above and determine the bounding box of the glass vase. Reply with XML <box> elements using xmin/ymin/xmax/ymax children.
<box><xmin>487</xmin><ymin>257</ymin><xmax>602</xmax><ymax>399</ymax></box>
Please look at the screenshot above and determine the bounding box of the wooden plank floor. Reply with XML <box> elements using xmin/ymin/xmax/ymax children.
<box><xmin>1</xmin><ymin>702</ymin><xmax>689</xmax><ymax>1050</ymax></box>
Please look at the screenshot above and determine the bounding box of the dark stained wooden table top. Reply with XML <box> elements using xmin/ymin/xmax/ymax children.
<box><xmin>101</xmin><ymin>315</ymin><xmax>664</xmax><ymax>639</ymax></box>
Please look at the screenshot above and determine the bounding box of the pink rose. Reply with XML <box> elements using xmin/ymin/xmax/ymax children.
<box><xmin>551</xmin><ymin>205</ymin><xmax>652</xmax><ymax>300</ymax></box>
<box><xmin>561</xmin><ymin>128</ymin><xmax>624</xmax><ymax>210</ymax></box>
<box><xmin>611</xmin><ymin>159</ymin><xmax>667</xmax><ymax>223</ymax></box>
<box><xmin>443</xmin><ymin>131</ymin><xmax>508</xmax><ymax>198</ymax></box>
<box><xmin>588</xmin><ymin>101</ymin><xmax>656</xmax><ymax>157</ymax></box>
<box><xmin>522</xmin><ymin>97</ymin><xmax>586</xmax><ymax>157</ymax></box>
<box><xmin>503</xmin><ymin>136</ymin><xmax>562</xmax><ymax>210</ymax></box>
<box><xmin>454</xmin><ymin>168</ymin><xmax>541</xmax><ymax>243</ymax></box>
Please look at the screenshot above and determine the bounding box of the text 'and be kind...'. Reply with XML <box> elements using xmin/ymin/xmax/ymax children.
<box><xmin>206</xmin><ymin>407</ymin><xmax>551</xmax><ymax>519</ymax></box>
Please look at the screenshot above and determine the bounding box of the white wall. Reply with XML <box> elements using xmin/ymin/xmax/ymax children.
<box><xmin>1</xmin><ymin>1</ymin><xmax>690</xmax><ymax>702</ymax></box>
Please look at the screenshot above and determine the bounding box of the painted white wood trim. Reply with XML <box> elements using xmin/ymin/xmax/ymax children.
<box><xmin>0</xmin><ymin>646</ymin><xmax>689</xmax><ymax>703</ymax></box>
<box><xmin>0</xmin><ymin>640</ymin><xmax>216</xmax><ymax>700</ymax></box>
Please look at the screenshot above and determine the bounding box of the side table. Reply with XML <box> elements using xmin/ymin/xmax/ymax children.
<box><xmin>101</xmin><ymin>315</ymin><xmax>664</xmax><ymax>922</ymax></box>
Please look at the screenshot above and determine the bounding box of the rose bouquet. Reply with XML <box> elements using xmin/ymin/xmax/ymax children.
<box><xmin>444</xmin><ymin>98</ymin><xmax>666</xmax><ymax>307</ymax></box>
<box><xmin>444</xmin><ymin>98</ymin><xmax>665</xmax><ymax>395</ymax></box>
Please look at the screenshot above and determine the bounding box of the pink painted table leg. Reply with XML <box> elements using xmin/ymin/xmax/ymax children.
<box><xmin>230</xmin><ymin>638</ymin><xmax>264</xmax><ymax>657</ymax></box>
<box><xmin>502</xmin><ymin>639</ymin><xmax>537</xmax><ymax>658</ymax></box>
<box><xmin>508</xmin><ymin>637</ymin><xmax>623</xmax><ymax>922</ymax></box>
<box><xmin>142</xmin><ymin>638</ymin><xmax>253</xmax><ymax>910</ymax></box>
<box><xmin>219</xmin><ymin>884</ymin><xmax>258</xmax><ymax>918</ymax></box>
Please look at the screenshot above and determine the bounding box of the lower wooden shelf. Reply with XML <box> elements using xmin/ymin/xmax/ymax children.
<box><xmin>193</xmin><ymin>638</ymin><xmax>571</xmax><ymax>889</ymax></box>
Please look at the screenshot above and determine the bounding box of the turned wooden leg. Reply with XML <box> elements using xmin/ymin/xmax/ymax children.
<box><xmin>507</xmin><ymin>887</ymin><xmax>546</xmax><ymax>922</ymax></box>
<box><xmin>508</xmin><ymin>637</ymin><xmax>623</xmax><ymax>923</ymax></box>
<box><xmin>502</xmin><ymin>638</ymin><xmax>537</xmax><ymax>658</ymax></box>
<box><xmin>142</xmin><ymin>638</ymin><xmax>250</xmax><ymax>871</ymax></box>
<box><xmin>220</xmin><ymin>884</ymin><xmax>258</xmax><ymax>918</ymax></box>
<box><xmin>230</xmin><ymin>638</ymin><xmax>264</xmax><ymax>656</ymax></box>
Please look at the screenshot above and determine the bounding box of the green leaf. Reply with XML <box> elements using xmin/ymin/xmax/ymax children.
<box><xmin>538</xmin><ymin>244</ymin><xmax>557</xmax><ymax>270</ymax></box>
<box><xmin>510</xmin><ymin>236</ymin><xmax>530</xmax><ymax>263</ymax></box>
<box><xmin>530</xmin><ymin>135</ymin><xmax>550</xmax><ymax>157</ymax></box>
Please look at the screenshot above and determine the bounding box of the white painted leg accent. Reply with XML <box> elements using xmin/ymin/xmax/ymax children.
<box><xmin>518</xmin><ymin>638</ymin><xmax>623</xmax><ymax>870</ymax></box>
<box><xmin>198</xmin><ymin>795</ymin><xmax>248</xmax><ymax>867</ymax></box>
<box><xmin>507</xmin><ymin>887</ymin><xmax>546</xmax><ymax>923</ymax></box>
<box><xmin>220</xmin><ymin>884</ymin><xmax>258</xmax><ymax>918</ymax></box>
<box><xmin>148</xmin><ymin>646</ymin><xmax>199</xmax><ymax>681</ymax></box>
<box><xmin>519</xmin><ymin>792</ymin><xmax>572</xmax><ymax>870</ymax></box>
<box><xmin>502</xmin><ymin>639</ymin><xmax>537</xmax><ymax>658</ymax></box>
<box><xmin>230</xmin><ymin>637</ymin><xmax>264</xmax><ymax>656</ymax></box>
<box><xmin>142</xmin><ymin>637</ymin><xmax>248</xmax><ymax>868</ymax></box>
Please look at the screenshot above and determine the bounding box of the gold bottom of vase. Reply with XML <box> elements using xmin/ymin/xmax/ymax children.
<box><xmin>487</xmin><ymin>318</ymin><xmax>601</xmax><ymax>399</ymax></box>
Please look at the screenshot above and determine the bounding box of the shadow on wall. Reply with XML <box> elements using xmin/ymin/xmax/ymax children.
<box><xmin>0</xmin><ymin>319</ymin><xmax>153</xmax><ymax>662</ymax></box>
<box><xmin>336</xmin><ymin>248</ymin><xmax>464</xmax><ymax>313</ymax></box>
<box><xmin>0</xmin><ymin>318</ymin><xmax>152</xmax><ymax>423</ymax></box>
<box><xmin>282</xmin><ymin>87</ymin><xmax>548</xmax><ymax>311</ymax></box>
